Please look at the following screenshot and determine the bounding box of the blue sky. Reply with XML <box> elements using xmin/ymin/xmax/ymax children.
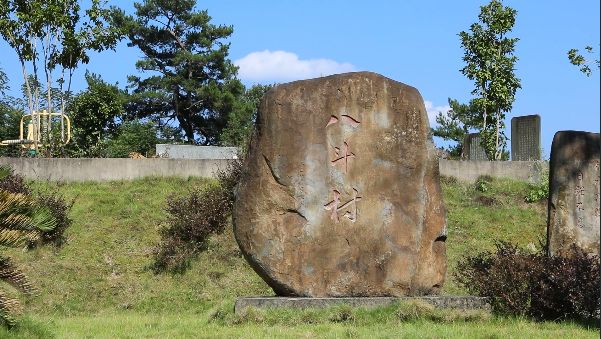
<box><xmin>1</xmin><ymin>0</ymin><xmax>599</xmax><ymax>156</ymax></box>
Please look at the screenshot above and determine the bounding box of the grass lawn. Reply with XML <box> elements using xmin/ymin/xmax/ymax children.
<box><xmin>3</xmin><ymin>313</ymin><xmax>597</xmax><ymax>339</ymax></box>
<box><xmin>0</xmin><ymin>176</ymin><xmax>596</xmax><ymax>338</ymax></box>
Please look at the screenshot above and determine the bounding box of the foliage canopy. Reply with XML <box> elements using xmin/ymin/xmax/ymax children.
<box><xmin>458</xmin><ymin>0</ymin><xmax>520</xmax><ymax>160</ymax></box>
<box><xmin>0</xmin><ymin>0</ymin><xmax>121</xmax><ymax>152</ymax></box>
<box><xmin>112</xmin><ymin>0</ymin><xmax>244</xmax><ymax>145</ymax></box>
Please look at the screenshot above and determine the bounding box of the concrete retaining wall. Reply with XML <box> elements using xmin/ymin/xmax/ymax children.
<box><xmin>439</xmin><ymin>160</ymin><xmax>548</xmax><ymax>183</ymax></box>
<box><xmin>0</xmin><ymin>158</ymin><xmax>232</xmax><ymax>182</ymax></box>
<box><xmin>0</xmin><ymin>157</ymin><xmax>548</xmax><ymax>183</ymax></box>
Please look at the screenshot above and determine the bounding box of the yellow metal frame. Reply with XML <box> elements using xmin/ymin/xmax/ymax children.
<box><xmin>0</xmin><ymin>110</ymin><xmax>71</xmax><ymax>147</ymax></box>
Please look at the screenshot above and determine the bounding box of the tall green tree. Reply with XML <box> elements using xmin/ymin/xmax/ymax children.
<box><xmin>431</xmin><ymin>98</ymin><xmax>482</xmax><ymax>159</ymax></box>
<box><xmin>221</xmin><ymin>84</ymin><xmax>272</xmax><ymax>151</ymax></box>
<box><xmin>459</xmin><ymin>0</ymin><xmax>521</xmax><ymax>160</ymax></box>
<box><xmin>112</xmin><ymin>0</ymin><xmax>244</xmax><ymax>145</ymax></box>
<box><xmin>0</xmin><ymin>0</ymin><xmax>121</xmax><ymax>152</ymax></box>
<box><xmin>66</xmin><ymin>73</ymin><xmax>127</xmax><ymax>157</ymax></box>
<box><xmin>0</xmin><ymin>69</ymin><xmax>23</xmax><ymax>156</ymax></box>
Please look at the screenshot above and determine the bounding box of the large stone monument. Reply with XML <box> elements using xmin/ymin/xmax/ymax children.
<box><xmin>547</xmin><ymin>131</ymin><xmax>600</xmax><ymax>256</ymax></box>
<box><xmin>233</xmin><ymin>72</ymin><xmax>447</xmax><ymax>297</ymax></box>
<box><xmin>511</xmin><ymin>115</ymin><xmax>541</xmax><ymax>161</ymax></box>
<box><xmin>463</xmin><ymin>133</ymin><xmax>488</xmax><ymax>160</ymax></box>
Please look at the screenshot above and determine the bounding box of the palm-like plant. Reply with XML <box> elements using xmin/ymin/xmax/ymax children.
<box><xmin>0</xmin><ymin>176</ymin><xmax>57</xmax><ymax>326</ymax></box>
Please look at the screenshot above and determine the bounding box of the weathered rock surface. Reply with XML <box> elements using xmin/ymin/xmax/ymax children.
<box><xmin>233</xmin><ymin>72</ymin><xmax>447</xmax><ymax>297</ymax></box>
<box><xmin>547</xmin><ymin>131</ymin><xmax>600</xmax><ymax>256</ymax></box>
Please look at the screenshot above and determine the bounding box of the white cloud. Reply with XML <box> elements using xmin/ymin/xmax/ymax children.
<box><xmin>424</xmin><ymin>100</ymin><xmax>451</xmax><ymax>127</ymax></box>
<box><xmin>234</xmin><ymin>50</ymin><xmax>356</xmax><ymax>83</ymax></box>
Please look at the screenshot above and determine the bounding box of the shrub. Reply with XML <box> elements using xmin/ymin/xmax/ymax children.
<box><xmin>104</xmin><ymin>120</ymin><xmax>159</xmax><ymax>158</ymax></box>
<box><xmin>0</xmin><ymin>166</ymin><xmax>73</xmax><ymax>327</ymax></box>
<box><xmin>455</xmin><ymin>241</ymin><xmax>600</xmax><ymax>323</ymax></box>
<box><xmin>529</xmin><ymin>249</ymin><xmax>600</xmax><ymax>321</ymax></box>
<box><xmin>0</xmin><ymin>166</ymin><xmax>29</xmax><ymax>195</ymax></box>
<box><xmin>474</xmin><ymin>175</ymin><xmax>493</xmax><ymax>193</ymax></box>
<box><xmin>524</xmin><ymin>165</ymin><xmax>549</xmax><ymax>203</ymax></box>
<box><xmin>34</xmin><ymin>192</ymin><xmax>73</xmax><ymax>247</ymax></box>
<box><xmin>0</xmin><ymin>187</ymin><xmax>61</xmax><ymax>327</ymax></box>
<box><xmin>0</xmin><ymin>165</ymin><xmax>72</xmax><ymax>248</ymax></box>
<box><xmin>152</xmin><ymin>160</ymin><xmax>242</xmax><ymax>273</ymax></box>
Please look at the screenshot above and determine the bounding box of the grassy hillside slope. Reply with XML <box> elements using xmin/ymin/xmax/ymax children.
<box><xmin>2</xmin><ymin>176</ymin><xmax>595</xmax><ymax>338</ymax></box>
<box><xmin>13</xmin><ymin>177</ymin><xmax>271</xmax><ymax>316</ymax></box>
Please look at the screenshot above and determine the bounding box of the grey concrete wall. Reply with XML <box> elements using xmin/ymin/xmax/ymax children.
<box><xmin>0</xmin><ymin>158</ymin><xmax>232</xmax><ymax>182</ymax></box>
<box><xmin>0</xmin><ymin>157</ymin><xmax>548</xmax><ymax>183</ymax></box>
<box><xmin>155</xmin><ymin>144</ymin><xmax>240</xmax><ymax>159</ymax></box>
<box><xmin>439</xmin><ymin>160</ymin><xmax>548</xmax><ymax>183</ymax></box>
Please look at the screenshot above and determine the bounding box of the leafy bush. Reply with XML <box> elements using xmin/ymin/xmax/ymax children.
<box><xmin>0</xmin><ymin>166</ymin><xmax>29</xmax><ymax>195</ymax></box>
<box><xmin>34</xmin><ymin>192</ymin><xmax>73</xmax><ymax>247</ymax></box>
<box><xmin>0</xmin><ymin>106</ymin><xmax>23</xmax><ymax>157</ymax></box>
<box><xmin>0</xmin><ymin>189</ymin><xmax>59</xmax><ymax>326</ymax></box>
<box><xmin>524</xmin><ymin>165</ymin><xmax>549</xmax><ymax>203</ymax></box>
<box><xmin>104</xmin><ymin>120</ymin><xmax>159</xmax><ymax>158</ymax></box>
<box><xmin>475</xmin><ymin>175</ymin><xmax>493</xmax><ymax>192</ymax></box>
<box><xmin>0</xmin><ymin>166</ymin><xmax>72</xmax><ymax>248</ymax></box>
<box><xmin>455</xmin><ymin>241</ymin><xmax>600</xmax><ymax>322</ymax></box>
<box><xmin>152</xmin><ymin>161</ymin><xmax>242</xmax><ymax>273</ymax></box>
<box><xmin>66</xmin><ymin>72</ymin><xmax>125</xmax><ymax>157</ymax></box>
<box><xmin>220</xmin><ymin>84</ymin><xmax>272</xmax><ymax>151</ymax></box>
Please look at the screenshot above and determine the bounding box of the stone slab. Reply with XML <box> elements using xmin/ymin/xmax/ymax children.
<box><xmin>235</xmin><ymin>296</ymin><xmax>490</xmax><ymax>314</ymax></box>
<box><xmin>511</xmin><ymin>115</ymin><xmax>541</xmax><ymax>161</ymax></box>
<box><xmin>463</xmin><ymin>133</ymin><xmax>488</xmax><ymax>160</ymax></box>
<box><xmin>547</xmin><ymin>130</ymin><xmax>600</xmax><ymax>256</ymax></box>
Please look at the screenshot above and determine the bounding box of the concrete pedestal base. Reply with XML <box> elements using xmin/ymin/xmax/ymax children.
<box><xmin>235</xmin><ymin>296</ymin><xmax>490</xmax><ymax>315</ymax></box>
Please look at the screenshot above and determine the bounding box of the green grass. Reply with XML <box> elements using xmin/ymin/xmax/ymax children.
<box><xmin>2</xmin><ymin>312</ymin><xmax>597</xmax><ymax>339</ymax></box>
<box><xmin>0</xmin><ymin>176</ymin><xmax>593</xmax><ymax>338</ymax></box>
<box><xmin>441</xmin><ymin>176</ymin><xmax>547</xmax><ymax>294</ymax></box>
<box><xmin>13</xmin><ymin>177</ymin><xmax>271</xmax><ymax>316</ymax></box>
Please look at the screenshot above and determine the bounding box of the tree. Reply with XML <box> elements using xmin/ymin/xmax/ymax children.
<box><xmin>220</xmin><ymin>84</ymin><xmax>273</xmax><ymax>150</ymax></box>
<box><xmin>459</xmin><ymin>0</ymin><xmax>521</xmax><ymax>160</ymax></box>
<box><xmin>431</xmin><ymin>98</ymin><xmax>482</xmax><ymax>158</ymax></box>
<box><xmin>568</xmin><ymin>45</ymin><xmax>600</xmax><ymax>77</ymax></box>
<box><xmin>104</xmin><ymin>120</ymin><xmax>159</xmax><ymax>158</ymax></box>
<box><xmin>66</xmin><ymin>73</ymin><xmax>127</xmax><ymax>157</ymax></box>
<box><xmin>0</xmin><ymin>69</ymin><xmax>23</xmax><ymax>157</ymax></box>
<box><xmin>0</xmin><ymin>0</ymin><xmax>122</xmax><ymax>153</ymax></box>
<box><xmin>0</xmin><ymin>167</ymin><xmax>58</xmax><ymax>326</ymax></box>
<box><xmin>112</xmin><ymin>0</ymin><xmax>244</xmax><ymax>145</ymax></box>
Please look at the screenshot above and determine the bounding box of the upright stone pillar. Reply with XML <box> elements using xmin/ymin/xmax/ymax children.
<box><xmin>233</xmin><ymin>72</ymin><xmax>447</xmax><ymax>297</ymax></box>
<box><xmin>463</xmin><ymin>133</ymin><xmax>488</xmax><ymax>160</ymax></box>
<box><xmin>547</xmin><ymin>131</ymin><xmax>600</xmax><ymax>256</ymax></box>
<box><xmin>511</xmin><ymin>115</ymin><xmax>541</xmax><ymax>161</ymax></box>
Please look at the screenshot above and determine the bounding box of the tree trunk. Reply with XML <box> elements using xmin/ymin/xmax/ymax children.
<box><xmin>481</xmin><ymin>89</ymin><xmax>488</xmax><ymax>130</ymax></box>
<box><xmin>495</xmin><ymin>110</ymin><xmax>500</xmax><ymax>160</ymax></box>
<box><xmin>179</xmin><ymin>116</ymin><xmax>195</xmax><ymax>143</ymax></box>
<box><xmin>173</xmin><ymin>85</ymin><xmax>194</xmax><ymax>143</ymax></box>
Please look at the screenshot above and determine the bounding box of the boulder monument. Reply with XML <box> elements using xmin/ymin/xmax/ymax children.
<box><xmin>233</xmin><ymin>72</ymin><xmax>447</xmax><ymax>297</ymax></box>
<box><xmin>547</xmin><ymin>131</ymin><xmax>600</xmax><ymax>256</ymax></box>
